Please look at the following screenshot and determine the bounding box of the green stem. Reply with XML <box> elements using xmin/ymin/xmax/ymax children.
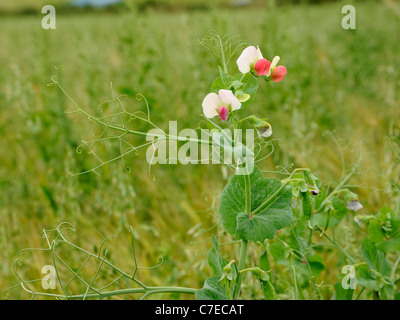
<box><xmin>233</xmin><ymin>240</ymin><xmax>248</xmax><ymax>300</ymax></box>
<box><xmin>316</xmin><ymin>227</ymin><xmax>356</xmax><ymax>264</ymax></box>
<box><xmin>289</xmin><ymin>255</ymin><xmax>304</xmax><ymax>300</ymax></box>
<box><xmin>252</xmin><ymin>180</ymin><xmax>289</xmax><ymax>216</ymax></box>
<box><xmin>391</xmin><ymin>254</ymin><xmax>400</xmax><ymax>281</ymax></box>
<box><xmin>252</xmin><ymin>168</ymin><xmax>309</xmax><ymax>216</ymax></box>
<box><xmin>232</xmin><ymin>170</ymin><xmax>251</xmax><ymax>300</ymax></box>
<box><xmin>316</xmin><ymin>164</ymin><xmax>359</xmax><ymax>213</ymax></box>
<box><xmin>56</xmin><ymin>80</ymin><xmax>217</xmax><ymax>147</ymax></box>
<box><xmin>20</xmin><ymin>286</ymin><xmax>196</xmax><ymax>300</ymax></box>
<box><xmin>218</xmin><ymin>37</ymin><xmax>228</xmax><ymax>74</ymax></box>
<box><xmin>355</xmin><ymin>287</ymin><xmax>365</xmax><ymax>300</ymax></box>
<box><xmin>244</xmin><ymin>172</ymin><xmax>251</xmax><ymax>214</ymax></box>
<box><xmin>307</xmin><ymin>226</ymin><xmax>313</xmax><ymax>247</ymax></box>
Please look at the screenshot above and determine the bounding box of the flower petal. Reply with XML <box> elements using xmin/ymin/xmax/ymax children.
<box><xmin>202</xmin><ymin>92</ymin><xmax>220</xmax><ymax>118</ymax></box>
<box><xmin>257</xmin><ymin>122</ymin><xmax>273</xmax><ymax>138</ymax></box>
<box><xmin>237</xmin><ymin>46</ymin><xmax>258</xmax><ymax>74</ymax></box>
<box><xmin>268</xmin><ymin>56</ymin><xmax>280</xmax><ymax>77</ymax></box>
<box><xmin>255</xmin><ymin>46</ymin><xmax>264</xmax><ymax>60</ymax></box>
<box><xmin>271</xmin><ymin>66</ymin><xmax>287</xmax><ymax>82</ymax></box>
<box><xmin>346</xmin><ymin>200</ymin><xmax>363</xmax><ymax>212</ymax></box>
<box><xmin>218</xmin><ymin>106</ymin><xmax>229</xmax><ymax>121</ymax></box>
<box><xmin>254</xmin><ymin>58</ymin><xmax>271</xmax><ymax>76</ymax></box>
<box><xmin>218</xmin><ymin>89</ymin><xmax>241</xmax><ymax>111</ymax></box>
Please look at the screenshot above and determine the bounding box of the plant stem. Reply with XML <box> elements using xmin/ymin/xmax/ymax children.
<box><xmin>244</xmin><ymin>171</ymin><xmax>251</xmax><ymax>214</ymax></box>
<box><xmin>316</xmin><ymin>227</ymin><xmax>356</xmax><ymax>264</ymax></box>
<box><xmin>233</xmin><ymin>239</ymin><xmax>248</xmax><ymax>299</ymax></box>
<box><xmin>20</xmin><ymin>285</ymin><xmax>196</xmax><ymax>300</ymax></box>
<box><xmin>232</xmin><ymin>171</ymin><xmax>251</xmax><ymax>300</ymax></box>
<box><xmin>355</xmin><ymin>287</ymin><xmax>365</xmax><ymax>300</ymax></box>
<box><xmin>251</xmin><ymin>168</ymin><xmax>308</xmax><ymax>216</ymax></box>
<box><xmin>56</xmin><ymin>80</ymin><xmax>219</xmax><ymax>147</ymax></box>
<box><xmin>391</xmin><ymin>254</ymin><xmax>400</xmax><ymax>282</ymax></box>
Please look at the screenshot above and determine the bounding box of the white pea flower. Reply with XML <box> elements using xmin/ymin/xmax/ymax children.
<box><xmin>202</xmin><ymin>89</ymin><xmax>241</xmax><ymax>121</ymax></box>
<box><xmin>237</xmin><ymin>46</ymin><xmax>271</xmax><ymax>76</ymax></box>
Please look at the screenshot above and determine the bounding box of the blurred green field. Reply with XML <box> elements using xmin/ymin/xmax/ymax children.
<box><xmin>0</xmin><ymin>0</ymin><xmax>399</xmax><ymax>299</ymax></box>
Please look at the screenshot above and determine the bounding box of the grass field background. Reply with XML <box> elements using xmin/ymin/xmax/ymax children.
<box><xmin>0</xmin><ymin>0</ymin><xmax>399</xmax><ymax>299</ymax></box>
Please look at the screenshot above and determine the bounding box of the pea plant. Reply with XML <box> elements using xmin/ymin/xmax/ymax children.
<box><xmin>9</xmin><ymin>33</ymin><xmax>400</xmax><ymax>300</ymax></box>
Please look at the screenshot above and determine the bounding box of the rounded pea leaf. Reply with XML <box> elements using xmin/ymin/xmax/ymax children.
<box><xmin>219</xmin><ymin>166</ymin><xmax>293</xmax><ymax>242</ymax></box>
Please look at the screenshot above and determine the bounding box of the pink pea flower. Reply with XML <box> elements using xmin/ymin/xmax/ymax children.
<box><xmin>237</xmin><ymin>46</ymin><xmax>271</xmax><ymax>76</ymax></box>
<box><xmin>202</xmin><ymin>89</ymin><xmax>241</xmax><ymax>122</ymax></box>
<box><xmin>237</xmin><ymin>46</ymin><xmax>287</xmax><ymax>82</ymax></box>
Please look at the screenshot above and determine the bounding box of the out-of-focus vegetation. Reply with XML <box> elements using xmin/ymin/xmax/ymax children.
<box><xmin>0</xmin><ymin>0</ymin><xmax>364</xmax><ymax>14</ymax></box>
<box><xmin>0</xmin><ymin>0</ymin><xmax>399</xmax><ymax>299</ymax></box>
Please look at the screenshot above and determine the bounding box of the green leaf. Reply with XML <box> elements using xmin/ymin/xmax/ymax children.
<box><xmin>361</xmin><ymin>238</ymin><xmax>391</xmax><ymax>276</ymax></box>
<box><xmin>207</xmin><ymin>235</ymin><xmax>228</xmax><ymax>277</ymax></box>
<box><xmin>210</xmin><ymin>72</ymin><xmax>259</xmax><ymax>108</ymax></box>
<box><xmin>355</xmin><ymin>264</ymin><xmax>379</xmax><ymax>291</ymax></box>
<box><xmin>310</xmin><ymin>196</ymin><xmax>349</xmax><ymax>228</ymax></box>
<box><xmin>219</xmin><ymin>166</ymin><xmax>293</xmax><ymax>242</ymax></box>
<box><xmin>232</xmin><ymin>73</ymin><xmax>258</xmax><ymax>107</ymax></box>
<box><xmin>376</xmin><ymin>238</ymin><xmax>400</xmax><ymax>253</ymax></box>
<box><xmin>308</xmin><ymin>255</ymin><xmax>325</xmax><ymax>276</ymax></box>
<box><xmin>368</xmin><ymin>220</ymin><xmax>385</xmax><ymax>243</ymax></box>
<box><xmin>195</xmin><ymin>276</ymin><xmax>227</xmax><ymax>300</ymax></box>
<box><xmin>211</xmin><ymin>69</ymin><xmax>234</xmax><ymax>93</ymax></box>
<box><xmin>333</xmin><ymin>282</ymin><xmax>354</xmax><ymax>300</ymax></box>
<box><xmin>294</xmin><ymin>255</ymin><xmax>325</xmax><ymax>277</ymax></box>
<box><xmin>375</xmin><ymin>205</ymin><xmax>400</xmax><ymax>238</ymax></box>
<box><xmin>269</xmin><ymin>242</ymin><xmax>288</xmax><ymax>265</ymax></box>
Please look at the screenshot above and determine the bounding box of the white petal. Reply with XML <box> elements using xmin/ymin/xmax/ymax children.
<box><xmin>202</xmin><ymin>92</ymin><xmax>220</xmax><ymax>118</ymax></box>
<box><xmin>346</xmin><ymin>200</ymin><xmax>363</xmax><ymax>212</ymax></box>
<box><xmin>237</xmin><ymin>46</ymin><xmax>258</xmax><ymax>74</ymax></box>
<box><xmin>218</xmin><ymin>89</ymin><xmax>241</xmax><ymax>111</ymax></box>
<box><xmin>255</xmin><ymin>46</ymin><xmax>264</xmax><ymax>60</ymax></box>
<box><xmin>268</xmin><ymin>56</ymin><xmax>280</xmax><ymax>76</ymax></box>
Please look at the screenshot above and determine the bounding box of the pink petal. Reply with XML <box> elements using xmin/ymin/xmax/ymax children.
<box><xmin>218</xmin><ymin>106</ymin><xmax>229</xmax><ymax>121</ymax></box>
<box><xmin>254</xmin><ymin>59</ymin><xmax>271</xmax><ymax>76</ymax></box>
<box><xmin>271</xmin><ymin>66</ymin><xmax>287</xmax><ymax>82</ymax></box>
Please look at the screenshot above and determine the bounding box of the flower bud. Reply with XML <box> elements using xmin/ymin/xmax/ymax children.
<box><xmin>247</xmin><ymin>116</ymin><xmax>273</xmax><ymax>138</ymax></box>
<box><xmin>257</xmin><ymin>121</ymin><xmax>273</xmax><ymax>138</ymax></box>
<box><xmin>347</xmin><ymin>200</ymin><xmax>363</xmax><ymax>212</ymax></box>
